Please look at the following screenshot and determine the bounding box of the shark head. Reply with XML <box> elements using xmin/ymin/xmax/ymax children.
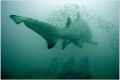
<box><xmin>61</xmin><ymin>12</ymin><xmax>97</xmax><ymax>49</ymax></box>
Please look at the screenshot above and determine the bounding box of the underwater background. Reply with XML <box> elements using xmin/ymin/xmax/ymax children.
<box><xmin>1</xmin><ymin>0</ymin><xmax>119</xmax><ymax>79</ymax></box>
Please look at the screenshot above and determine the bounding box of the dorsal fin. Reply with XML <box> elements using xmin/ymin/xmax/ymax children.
<box><xmin>77</xmin><ymin>12</ymin><xmax>80</xmax><ymax>20</ymax></box>
<box><xmin>65</xmin><ymin>17</ymin><xmax>72</xmax><ymax>28</ymax></box>
<box><xmin>66</xmin><ymin>17</ymin><xmax>72</xmax><ymax>25</ymax></box>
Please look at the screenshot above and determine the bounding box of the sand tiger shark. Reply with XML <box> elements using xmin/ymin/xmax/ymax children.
<box><xmin>10</xmin><ymin>12</ymin><xmax>98</xmax><ymax>49</ymax></box>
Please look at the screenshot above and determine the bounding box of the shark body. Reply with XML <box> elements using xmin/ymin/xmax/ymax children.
<box><xmin>10</xmin><ymin>12</ymin><xmax>97</xmax><ymax>49</ymax></box>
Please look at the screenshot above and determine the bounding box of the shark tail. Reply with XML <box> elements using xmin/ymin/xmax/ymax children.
<box><xmin>10</xmin><ymin>15</ymin><xmax>25</xmax><ymax>24</ymax></box>
<box><xmin>10</xmin><ymin>15</ymin><xmax>60</xmax><ymax>49</ymax></box>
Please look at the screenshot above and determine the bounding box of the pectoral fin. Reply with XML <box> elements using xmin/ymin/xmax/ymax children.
<box><xmin>87</xmin><ymin>39</ymin><xmax>98</xmax><ymax>45</ymax></box>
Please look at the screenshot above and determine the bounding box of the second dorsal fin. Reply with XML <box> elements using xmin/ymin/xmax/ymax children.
<box><xmin>66</xmin><ymin>17</ymin><xmax>72</xmax><ymax>25</ymax></box>
<box><xmin>77</xmin><ymin>12</ymin><xmax>80</xmax><ymax>20</ymax></box>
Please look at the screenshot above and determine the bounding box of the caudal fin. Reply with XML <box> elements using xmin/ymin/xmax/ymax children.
<box><xmin>10</xmin><ymin>15</ymin><xmax>25</xmax><ymax>24</ymax></box>
<box><xmin>10</xmin><ymin>15</ymin><xmax>60</xmax><ymax>49</ymax></box>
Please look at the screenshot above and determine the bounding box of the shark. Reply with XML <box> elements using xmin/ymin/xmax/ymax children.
<box><xmin>10</xmin><ymin>12</ymin><xmax>98</xmax><ymax>49</ymax></box>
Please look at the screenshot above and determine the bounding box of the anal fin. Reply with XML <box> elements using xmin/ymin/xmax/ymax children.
<box><xmin>46</xmin><ymin>38</ymin><xmax>58</xmax><ymax>49</ymax></box>
<box><xmin>48</xmin><ymin>42</ymin><xmax>56</xmax><ymax>49</ymax></box>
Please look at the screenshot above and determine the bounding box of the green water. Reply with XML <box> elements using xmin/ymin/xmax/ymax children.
<box><xmin>1</xmin><ymin>1</ymin><xmax>119</xmax><ymax>79</ymax></box>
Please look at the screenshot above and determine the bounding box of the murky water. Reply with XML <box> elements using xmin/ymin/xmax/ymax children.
<box><xmin>1</xmin><ymin>0</ymin><xmax>119</xmax><ymax>79</ymax></box>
